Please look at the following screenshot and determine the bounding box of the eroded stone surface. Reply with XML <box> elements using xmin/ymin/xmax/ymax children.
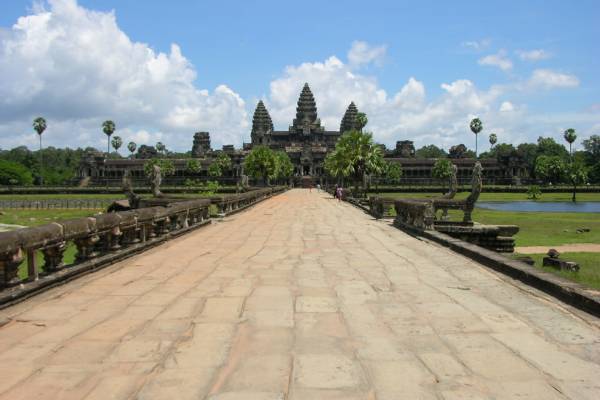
<box><xmin>0</xmin><ymin>189</ymin><xmax>598</xmax><ymax>399</ymax></box>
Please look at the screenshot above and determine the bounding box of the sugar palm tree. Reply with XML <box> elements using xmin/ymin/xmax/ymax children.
<box><xmin>356</xmin><ymin>112</ymin><xmax>368</xmax><ymax>132</ymax></box>
<box><xmin>333</xmin><ymin>130</ymin><xmax>385</xmax><ymax>194</ymax></box>
<box><xmin>111</xmin><ymin>136</ymin><xmax>123</xmax><ymax>154</ymax></box>
<box><xmin>470</xmin><ymin>118</ymin><xmax>483</xmax><ymax>157</ymax></box>
<box><xmin>32</xmin><ymin>117</ymin><xmax>47</xmax><ymax>185</ymax></box>
<box><xmin>489</xmin><ymin>133</ymin><xmax>497</xmax><ymax>150</ymax></box>
<box><xmin>563</xmin><ymin>128</ymin><xmax>577</xmax><ymax>158</ymax></box>
<box><xmin>127</xmin><ymin>141</ymin><xmax>137</xmax><ymax>158</ymax></box>
<box><xmin>156</xmin><ymin>141</ymin><xmax>166</xmax><ymax>156</ymax></box>
<box><xmin>102</xmin><ymin>120</ymin><xmax>116</xmax><ymax>156</ymax></box>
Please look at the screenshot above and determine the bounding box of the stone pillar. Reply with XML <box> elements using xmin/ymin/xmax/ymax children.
<box><xmin>0</xmin><ymin>248</ymin><xmax>24</xmax><ymax>287</ymax></box>
<box><xmin>42</xmin><ymin>242</ymin><xmax>67</xmax><ymax>273</ymax></box>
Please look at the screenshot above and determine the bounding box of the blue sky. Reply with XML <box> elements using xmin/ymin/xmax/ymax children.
<box><xmin>0</xmin><ymin>0</ymin><xmax>598</xmax><ymax>152</ymax></box>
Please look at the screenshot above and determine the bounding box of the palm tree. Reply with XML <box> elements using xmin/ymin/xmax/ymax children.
<box><xmin>127</xmin><ymin>141</ymin><xmax>137</xmax><ymax>158</ymax></box>
<box><xmin>111</xmin><ymin>136</ymin><xmax>123</xmax><ymax>154</ymax></box>
<box><xmin>32</xmin><ymin>117</ymin><xmax>47</xmax><ymax>185</ymax></box>
<box><xmin>489</xmin><ymin>133</ymin><xmax>497</xmax><ymax>150</ymax></box>
<box><xmin>156</xmin><ymin>142</ymin><xmax>166</xmax><ymax>155</ymax></box>
<box><xmin>333</xmin><ymin>130</ymin><xmax>385</xmax><ymax>195</ymax></box>
<box><xmin>563</xmin><ymin>128</ymin><xmax>577</xmax><ymax>158</ymax></box>
<box><xmin>102</xmin><ymin>120</ymin><xmax>116</xmax><ymax>156</ymax></box>
<box><xmin>470</xmin><ymin>118</ymin><xmax>483</xmax><ymax>157</ymax></box>
<box><xmin>356</xmin><ymin>112</ymin><xmax>368</xmax><ymax>132</ymax></box>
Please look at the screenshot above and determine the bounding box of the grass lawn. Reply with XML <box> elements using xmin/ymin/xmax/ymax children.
<box><xmin>370</xmin><ymin>191</ymin><xmax>600</xmax><ymax>202</ymax></box>
<box><xmin>0</xmin><ymin>193</ymin><xmax>125</xmax><ymax>200</ymax></box>
<box><xmin>375</xmin><ymin>191</ymin><xmax>600</xmax><ymax>247</ymax></box>
<box><xmin>468</xmin><ymin>209</ymin><xmax>600</xmax><ymax>247</ymax></box>
<box><xmin>514</xmin><ymin>252</ymin><xmax>600</xmax><ymax>290</ymax></box>
<box><xmin>0</xmin><ymin>209</ymin><xmax>102</xmax><ymax>227</ymax></box>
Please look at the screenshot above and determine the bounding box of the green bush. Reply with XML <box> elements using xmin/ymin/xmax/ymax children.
<box><xmin>526</xmin><ymin>185</ymin><xmax>541</xmax><ymax>200</ymax></box>
<box><xmin>0</xmin><ymin>160</ymin><xmax>34</xmax><ymax>185</ymax></box>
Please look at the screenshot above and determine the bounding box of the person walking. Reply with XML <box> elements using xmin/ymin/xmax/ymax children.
<box><xmin>336</xmin><ymin>186</ymin><xmax>343</xmax><ymax>202</ymax></box>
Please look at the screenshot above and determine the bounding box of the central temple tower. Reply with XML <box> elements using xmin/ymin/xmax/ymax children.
<box><xmin>249</xmin><ymin>83</ymin><xmax>360</xmax><ymax>180</ymax></box>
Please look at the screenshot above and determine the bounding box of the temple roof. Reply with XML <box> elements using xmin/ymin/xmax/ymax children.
<box><xmin>339</xmin><ymin>102</ymin><xmax>359</xmax><ymax>133</ymax></box>
<box><xmin>292</xmin><ymin>83</ymin><xmax>319</xmax><ymax>129</ymax></box>
<box><xmin>251</xmin><ymin>100</ymin><xmax>274</xmax><ymax>135</ymax></box>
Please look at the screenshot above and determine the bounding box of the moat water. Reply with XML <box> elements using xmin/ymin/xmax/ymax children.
<box><xmin>477</xmin><ymin>201</ymin><xmax>600</xmax><ymax>213</ymax></box>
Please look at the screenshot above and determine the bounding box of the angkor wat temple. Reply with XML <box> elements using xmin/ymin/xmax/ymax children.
<box><xmin>78</xmin><ymin>83</ymin><xmax>528</xmax><ymax>186</ymax></box>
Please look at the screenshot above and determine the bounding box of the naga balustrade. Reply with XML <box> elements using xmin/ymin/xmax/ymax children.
<box><xmin>210</xmin><ymin>186</ymin><xmax>287</xmax><ymax>215</ymax></box>
<box><xmin>0</xmin><ymin>199</ymin><xmax>211</xmax><ymax>289</ymax></box>
<box><xmin>369</xmin><ymin>197</ymin><xmax>397</xmax><ymax>219</ymax></box>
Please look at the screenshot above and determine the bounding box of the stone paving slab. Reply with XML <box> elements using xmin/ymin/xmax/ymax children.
<box><xmin>0</xmin><ymin>189</ymin><xmax>599</xmax><ymax>399</ymax></box>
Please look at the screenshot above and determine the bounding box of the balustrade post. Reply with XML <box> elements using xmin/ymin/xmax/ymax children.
<box><xmin>41</xmin><ymin>242</ymin><xmax>67</xmax><ymax>272</ymax></box>
<box><xmin>0</xmin><ymin>248</ymin><xmax>24</xmax><ymax>287</ymax></box>
<box><xmin>27</xmin><ymin>249</ymin><xmax>39</xmax><ymax>281</ymax></box>
<box><xmin>75</xmin><ymin>235</ymin><xmax>100</xmax><ymax>261</ymax></box>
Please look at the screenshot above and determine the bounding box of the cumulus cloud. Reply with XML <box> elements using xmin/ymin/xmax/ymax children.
<box><xmin>528</xmin><ymin>69</ymin><xmax>579</xmax><ymax>89</ymax></box>
<box><xmin>347</xmin><ymin>41</ymin><xmax>387</xmax><ymax>67</ymax></box>
<box><xmin>260</xmin><ymin>49</ymin><xmax>597</xmax><ymax>150</ymax></box>
<box><xmin>517</xmin><ymin>49</ymin><xmax>552</xmax><ymax>61</ymax></box>
<box><xmin>499</xmin><ymin>101</ymin><xmax>515</xmax><ymax>112</ymax></box>
<box><xmin>478</xmin><ymin>50</ymin><xmax>513</xmax><ymax>71</ymax></box>
<box><xmin>461</xmin><ymin>38</ymin><xmax>491</xmax><ymax>51</ymax></box>
<box><xmin>0</xmin><ymin>0</ymin><xmax>248</xmax><ymax>151</ymax></box>
<box><xmin>263</xmin><ymin>54</ymin><xmax>505</xmax><ymax>149</ymax></box>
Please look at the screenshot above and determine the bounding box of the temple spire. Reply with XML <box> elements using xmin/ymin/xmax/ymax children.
<box><xmin>251</xmin><ymin>100</ymin><xmax>274</xmax><ymax>137</ymax></box>
<box><xmin>292</xmin><ymin>83</ymin><xmax>319</xmax><ymax>130</ymax></box>
<box><xmin>340</xmin><ymin>102</ymin><xmax>359</xmax><ymax>133</ymax></box>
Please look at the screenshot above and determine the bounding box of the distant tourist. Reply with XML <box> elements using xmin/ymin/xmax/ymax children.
<box><xmin>317</xmin><ymin>183</ymin><xmax>321</xmax><ymax>191</ymax></box>
<box><xmin>336</xmin><ymin>186</ymin><xmax>343</xmax><ymax>202</ymax></box>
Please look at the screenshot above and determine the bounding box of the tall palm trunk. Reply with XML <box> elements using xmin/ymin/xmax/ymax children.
<box><xmin>39</xmin><ymin>135</ymin><xmax>43</xmax><ymax>185</ymax></box>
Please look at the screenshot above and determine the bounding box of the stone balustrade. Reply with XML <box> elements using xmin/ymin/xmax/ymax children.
<box><xmin>0</xmin><ymin>187</ymin><xmax>288</xmax><ymax>300</ymax></box>
<box><xmin>369</xmin><ymin>196</ymin><xmax>397</xmax><ymax>219</ymax></box>
<box><xmin>393</xmin><ymin>199</ymin><xmax>435</xmax><ymax>230</ymax></box>
<box><xmin>0</xmin><ymin>199</ymin><xmax>211</xmax><ymax>289</ymax></box>
<box><xmin>210</xmin><ymin>186</ymin><xmax>286</xmax><ymax>215</ymax></box>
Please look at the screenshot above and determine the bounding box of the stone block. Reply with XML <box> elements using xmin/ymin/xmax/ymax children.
<box><xmin>543</xmin><ymin>257</ymin><xmax>579</xmax><ymax>272</ymax></box>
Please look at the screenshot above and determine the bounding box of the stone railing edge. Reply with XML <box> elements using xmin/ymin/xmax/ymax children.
<box><xmin>394</xmin><ymin>223</ymin><xmax>600</xmax><ymax>318</ymax></box>
<box><xmin>0</xmin><ymin>186</ymin><xmax>288</xmax><ymax>308</ymax></box>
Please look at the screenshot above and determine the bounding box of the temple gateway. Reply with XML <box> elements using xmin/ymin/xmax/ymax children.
<box><xmin>78</xmin><ymin>83</ymin><xmax>528</xmax><ymax>186</ymax></box>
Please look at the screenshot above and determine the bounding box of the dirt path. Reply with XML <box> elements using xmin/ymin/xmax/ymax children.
<box><xmin>0</xmin><ymin>189</ymin><xmax>599</xmax><ymax>399</ymax></box>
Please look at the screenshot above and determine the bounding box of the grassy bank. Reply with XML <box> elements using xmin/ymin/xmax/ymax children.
<box><xmin>369</xmin><ymin>191</ymin><xmax>600</xmax><ymax>202</ymax></box>
<box><xmin>468</xmin><ymin>209</ymin><xmax>600</xmax><ymax>247</ymax></box>
<box><xmin>0</xmin><ymin>209</ymin><xmax>102</xmax><ymax>227</ymax></box>
<box><xmin>515</xmin><ymin>252</ymin><xmax>600</xmax><ymax>290</ymax></box>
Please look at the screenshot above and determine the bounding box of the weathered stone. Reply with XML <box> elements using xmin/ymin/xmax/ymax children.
<box><xmin>543</xmin><ymin>256</ymin><xmax>579</xmax><ymax>272</ymax></box>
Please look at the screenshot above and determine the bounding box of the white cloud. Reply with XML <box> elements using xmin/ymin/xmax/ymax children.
<box><xmin>261</xmin><ymin>50</ymin><xmax>598</xmax><ymax>151</ymax></box>
<box><xmin>462</xmin><ymin>39</ymin><xmax>491</xmax><ymax>51</ymax></box>
<box><xmin>347</xmin><ymin>40</ymin><xmax>387</xmax><ymax>67</ymax></box>
<box><xmin>528</xmin><ymin>69</ymin><xmax>579</xmax><ymax>89</ymax></box>
<box><xmin>263</xmin><ymin>54</ymin><xmax>504</xmax><ymax>149</ymax></box>
<box><xmin>478</xmin><ymin>50</ymin><xmax>513</xmax><ymax>71</ymax></box>
<box><xmin>499</xmin><ymin>101</ymin><xmax>515</xmax><ymax>112</ymax></box>
<box><xmin>0</xmin><ymin>0</ymin><xmax>248</xmax><ymax>151</ymax></box>
<box><xmin>517</xmin><ymin>49</ymin><xmax>551</xmax><ymax>61</ymax></box>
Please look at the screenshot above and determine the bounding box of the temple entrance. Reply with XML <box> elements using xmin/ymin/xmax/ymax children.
<box><xmin>302</xmin><ymin>165</ymin><xmax>311</xmax><ymax>176</ymax></box>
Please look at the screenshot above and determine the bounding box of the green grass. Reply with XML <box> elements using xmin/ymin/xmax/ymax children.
<box><xmin>468</xmin><ymin>209</ymin><xmax>600</xmax><ymax>247</ymax></box>
<box><xmin>515</xmin><ymin>252</ymin><xmax>600</xmax><ymax>290</ymax></box>
<box><xmin>372</xmin><ymin>193</ymin><xmax>600</xmax><ymax>247</ymax></box>
<box><xmin>0</xmin><ymin>193</ymin><xmax>126</xmax><ymax>200</ymax></box>
<box><xmin>370</xmin><ymin>191</ymin><xmax>600</xmax><ymax>202</ymax></box>
<box><xmin>0</xmin><ymin>209</ymin><xmax>101</xmax><ymax>227</ymax></box>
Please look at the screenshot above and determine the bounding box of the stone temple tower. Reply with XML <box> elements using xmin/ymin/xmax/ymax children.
<box><xmin>339</xmin><ymin>102</ymin><xmax>359</xmax><ymax>133</ymax></box>
<box><xmin>251</xmin><ymin>100</ymin><xmax>274</xmax><ymax>145</ymax></box>
<box><xmin>291</xmin><ymin>83</ymin><xmax>323</xmax><ymax>136</ymax></box>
